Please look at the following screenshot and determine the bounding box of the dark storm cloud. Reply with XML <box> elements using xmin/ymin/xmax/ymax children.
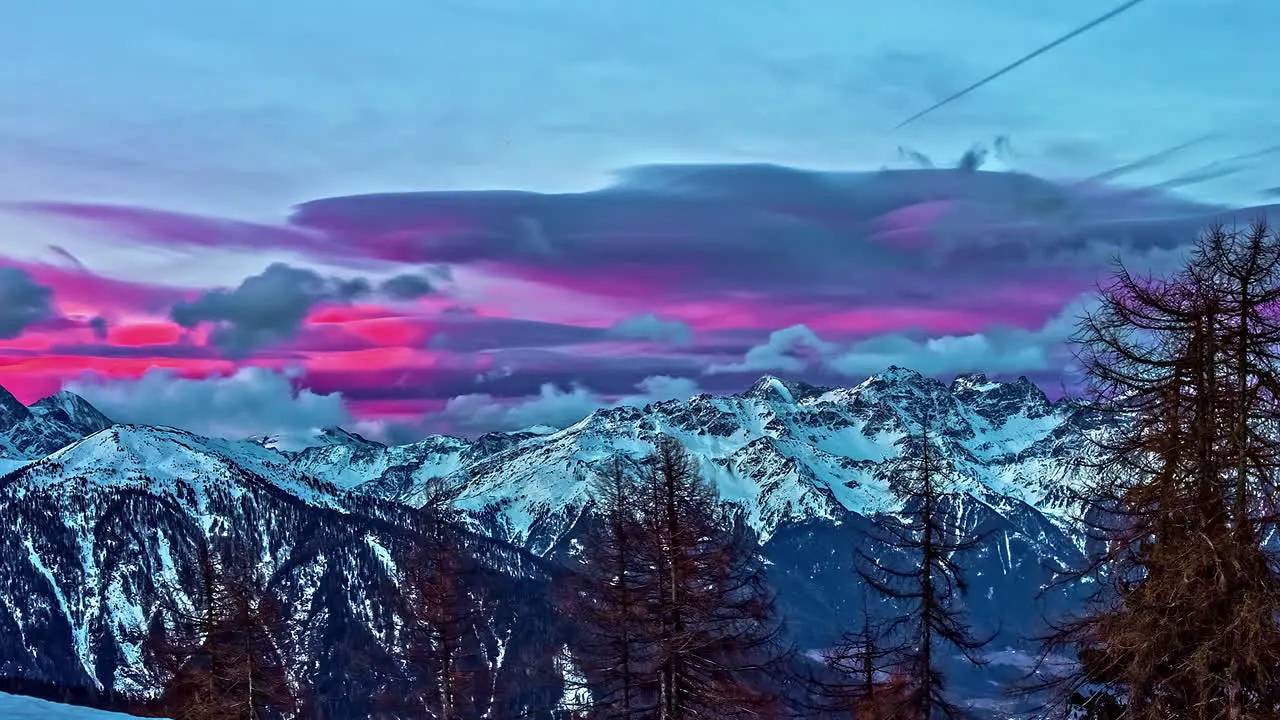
<box><xmin>23</xmin><ymin>160</ymin><xmax>1273</xmax><ymax>316</ymax></box>
<box><xmin>379</xmin><ymin>273</ymin><xmax>436</xmax><ymax>300</ymax></box>
<box><xmin>88</xmin><ymin>315</ymin><xmax>109</xmax><ymax>340</ymax></box>
<box><xmin>170</xmin><ymin>262</ymin><xmax>364</xmax><ymax>356</ymax></box>
<box><xmin>11</xmin><ymin>202</ymin><xmax>335</xmax><ymax>258</ymax></box>
<box><xmin>21</xmin><ymin>160</ymin><xmax>1280</xmax><ymax>352</ymax></box>
<box><xmin>168</xmin><ymin>264</ymin><xmax>451</xmax><ymax>356</ymax></box>
<box><xmin>0</xmin><ymin>267</ymin><xmax>57</xmax><ymax>339</ymax></box>
<box><xmin>285</xmin><ymin>161</ymin><xmax>1256</xmax><ymax>307</ymax></box>
<box><xmin>302</xmin><ymin>349</ymin><xmax>706</xmax><ymax>404</ymax></box>
<box><xmin>334</xmin><ymin>277</ymin><xmax>372</xmax><ymax>301</ymax></box>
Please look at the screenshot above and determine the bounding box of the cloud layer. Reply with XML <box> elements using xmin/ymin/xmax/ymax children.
<box><xmin>4</xmin><ymin>0</ymin><xmax>1279</xmax><ymax>441</ymax></box>
<box><xmin>437</xmin><ymin>375</ymin><xmax>701</xmax><ymax>434</ymax></box>
<box><xmin>1</xmin><ymin>161</ymin><xmax>1276</xmax><ymax>439</ymax></box>
<box><xmin>66</xmin><ymin>367</ymin><xmax>350</xmax><ymax>447</ymax></box>
<box><xmin>0</xmin><ymin>267</ymin><xmax>56</xmax><ymax>339</ymax></box>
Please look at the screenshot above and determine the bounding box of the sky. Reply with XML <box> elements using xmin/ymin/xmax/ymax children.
<box><xmin>0</xmin><ymin>0</ymin><xmax>1277</xmax><ymax>444</ymax></box>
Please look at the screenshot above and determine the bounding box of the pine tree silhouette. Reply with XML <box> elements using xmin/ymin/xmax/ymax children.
<box><xmin>561</xmin><ymin>457</ymin><xmax>655</xmax><ymax>719</ymax></box>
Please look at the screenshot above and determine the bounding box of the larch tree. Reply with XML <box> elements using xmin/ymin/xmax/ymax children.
<box><xmin>560</xmin><ymin>457</ymin><xmax>656</xmax><ymax>719</ymax></box>
<box><xmin>378</xmin><ymin>478</ymin><xmax>487</xmax><ymax>720</ymax></box>
<box><xmin>565</xmin><ymin>435</ymin><xmax>786</xmax><ymax>719</ymax></box>
<box><xmin>143</xmin><ymin>536</ymin><xmax>297</xmax><ymax>720</ymax></box>
<box><xmin>639</xmin><ymin>434</ymin><xmax>788</xmax><ymax>720</ymax></box>
<box><xmin>855</xmin><ymin>413</ymin><xmax>992</xmax><ymax>720</ymax></box>
<box><xmin>803</xmin><ymin>597</ymin><xmax>898</xmax><ymax>718</ymax></box>
<box><xmin>1039</xmin><ymin>221</ymin><xmax>1280</xmax><ymax>720</ymax></box>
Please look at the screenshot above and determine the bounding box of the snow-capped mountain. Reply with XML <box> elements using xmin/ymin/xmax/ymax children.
<box><xmin>0</xmin><ymin>368</ymin><xmax>1114</xmax><ymax>716</ymax></box>
<box><xmin>0</xmin><ymin>387</ymin><xmax>111</xmax><ymax>462</ymax></box>
<box><xmin>291</xmin><ymin>368</ymin><xmax>1101</xmax><ymax>552</ymax></box>
<box><xmin>0</xmin><ymin>423</ymin><xmax>565</xmax><ymax>717</ymax></box>
<box><xmin>286</xmin><ymin>367</ymin><xmax>1103</xmax><ymax>660</ymax></box>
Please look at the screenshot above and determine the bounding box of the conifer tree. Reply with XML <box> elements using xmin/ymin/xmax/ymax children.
<box><xmin>855</xmin><ymin>414</ymin><xmax>992</xmax><ymax>720</ymax></box>
<box><xmin>144</xmin><ymin>537</ymin><xmax>297</xmax><ymax>720</ymax></box>
<box><xmin>803</xmin><ymin>598</ymin><xmax>897</xmax><ymax>718</ymax></box>
<box><xmin>564</xmin><ymin>435</ymin><xmax>786</xmax><ymax>719</ymax></box>
<box><xmin>378</xmin><ymin>479</ymin><xmax>487</xmax><ymax>720</ymax></box>
<box><xmin>1039</xmin><ymin>221</ymin><xmax>1280</xmax><ymax>719</ymax></box>
<box><xmin>641</xmin><ymin>435</ymin><xmax>788</xmax><ymax>720</ymax></box>
<box><xmin>561</xmin><ymin>457</ymin><xmax>655</xmax><ymax>719</ymax></box>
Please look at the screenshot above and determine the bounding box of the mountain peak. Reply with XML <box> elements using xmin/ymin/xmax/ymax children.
<box><xmin>0</xmin><ymin>385</ymin><xmax>115</xmax><ymax>459</ymax></box>
<box><xmin>868</xmin><ymin>365</ymin><xmax>927</xmax><ymax>384</ymax></box>
<box><xmin>742</xmin><ymin>375</ymin><xmax>824</xmax><ymax>404</ymax></box>
<box><xmin>29</xmin><ymin>390</ymin><xmax>112</xmax><ymax>435</ymax></box>
<box><xmin>854</xmin><ymin>366</ymin><xmax>946</xmax><ymax>397</ymax></box>
<box><xmin>951</xmin><ymin>373</ymin><xmax>1054</xmax><ymax>421</ymax></box>
<box><xmin>745</xmin><ymin>376</ymin><xmax>795</xmax><ymax>403</ymax></box>
<box><xmin>950</xmin><ymin>372</ymin><xmax>997</xmax><ymax>393</ymax></box>
<box><xmin>0</xmin><ymin>385</ymin><xmax>31</xmax><ymax>425</ymax></box>
<box><xmin>315</xmin><ymin>426</ymin><xmax>383</xmax><ymax>448</ymax></box>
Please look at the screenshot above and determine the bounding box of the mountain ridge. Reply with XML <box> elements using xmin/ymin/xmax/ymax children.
<box><xmin>0</xmin><ymin>368</ymin><xmax>1109</xmax><ymax>716</ymax></box>
<box><xmin>0</xmin><ymin>368</ymin><xmax>1103</xmax><ymax>550</ymax></box>
<box><xmin>0</xmin><ymin>388</ymin><xmax>112</xmax><ymax>461</ymax></box>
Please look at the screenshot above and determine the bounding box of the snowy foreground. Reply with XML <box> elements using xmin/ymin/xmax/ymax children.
<box><xmin>0</xmin><ymin>693</ymin><xmax>154</xmax><ymax>719</ymax></box>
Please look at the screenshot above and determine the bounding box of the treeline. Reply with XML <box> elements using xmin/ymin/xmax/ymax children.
<box><xmin>553</xmin><ymin>220</ymin><xmax>1280</xmax><ymax>719</ymax></box>
<box><xmin>559</xmin><ymin>437</ymin><xmax>788</xmax><ymax>717</ymax></box>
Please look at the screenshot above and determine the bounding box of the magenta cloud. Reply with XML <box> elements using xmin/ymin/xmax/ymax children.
<box><xmin>13</xmin><ymin>160</ymin><xmax>1280</xmax><ymax>436</ymax></box>
<box><xmin>22</xmin><ymin>165</ymin><xmax>1264</xmax><ymax>320</ymax></box>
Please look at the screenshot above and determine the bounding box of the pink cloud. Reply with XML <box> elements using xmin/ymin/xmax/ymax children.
<box><xmin>3</xmin><ymin>259</ymin><xmax>199</xmax><ymax>316</ymax></box>
<box><xmin>107</xmin><ymin>322</ymin><xmax>184</xmax><ymax>347</ymax></box>
<box><xmin>0</xmin><ymin>353</ymin><xmax>248</xmax><ymax>403</ymax></box>
<box><xmin>349</xmin><ymin>398</ymin><xmax>443</xmax><ymax>420</ymax></box>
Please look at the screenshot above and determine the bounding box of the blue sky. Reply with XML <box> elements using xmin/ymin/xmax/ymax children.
<box><xmin>1</xmin><ymin>1</ymin><xmax>1275</xmax><ymax>218</ymax></box>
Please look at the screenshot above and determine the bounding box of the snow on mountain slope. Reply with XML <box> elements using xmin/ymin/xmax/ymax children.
<box><xmin>0</xmin><ymin>418</ymin><xmax>566</xmax><ymax>715</ymax></box>
<box><xmin>0</xmin><ymin>370</ymin><xmax>1108</xmax><ymax>714</ymax></box>
<box><xmin>289</xmin><ymin>428</ymin><xmax>469</xmax><ymax>491</ymax></box>
<box><xmin>0</xmin><ymin>693</ymin><xmax>153</xmax><ymax>719</ymax></box>
<box><xmin>28</xmin><ymin>392</ymin><xmax>113</xmax><ymax>438</ymax></box>
<box><xmin>290</xmin><ymin>369</ymin><xmax>1108</xmax><ymax>554</ymax></box>
<box><xmin>0</xmin><ymin>423</ymin><xmax>358</xmax><ymax>694</ymax></box>
<box><xmin>6</xmin><ymin>369</ymin><xmax>1095</xmax><ymax>559</ymax></box>
<box><xmin>0</xmin><ymin>458</ymin><xmax>30</xmax><ymax>476</ymax></box>
<box><xmin>6</xmin><ymin>424</ymin><xmax>344</xmax><ymax>511</ymax></box>
<box><xmin>0</xmin><ymin>388</ymin><xmax>113</xmax><ymax>460</ymax></box>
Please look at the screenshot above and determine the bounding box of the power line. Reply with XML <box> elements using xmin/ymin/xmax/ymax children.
<box><xmin>893</xmin><ymin>0</ymin><xmax>1151</xmax><ymax>130</ymax></box>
